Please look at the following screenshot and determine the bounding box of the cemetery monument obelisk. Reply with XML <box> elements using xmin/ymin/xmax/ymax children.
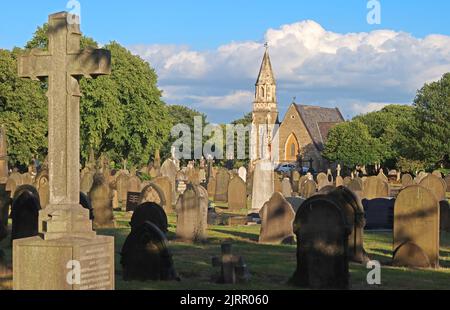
<box><xmin>13</xmin><ymin>12</ymin><xmax>115</xmax><ymax>290</ymax></box>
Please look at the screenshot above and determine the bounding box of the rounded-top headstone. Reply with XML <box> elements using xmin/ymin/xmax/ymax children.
<box><xmin>419</xmin><ymin>174</ymin><xmax>446</xmax><ymax>201</ymax></box>
<box><xmin>401</xmin><ymin>173</ymin><xmax>414</xmax><ymax>187</ymax></box>
<box><xmin>363</xmin><ymin>176</ymin><xmax>390</xmax><ymax>199</ymax></box>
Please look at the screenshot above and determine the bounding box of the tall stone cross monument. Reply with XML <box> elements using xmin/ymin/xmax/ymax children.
<box><xmin>13</xmin><ymin>12</ymin><xmax>115</xmax><ymax>290</ymax></box>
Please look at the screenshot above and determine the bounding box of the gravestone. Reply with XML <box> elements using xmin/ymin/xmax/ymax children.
<box><xmin>259</xmin><ymin>192</ymin><xmax>295</xmax><ymax>244</ymax></box>
<box><xmin>444</xmin><ymin>175</ymin><xmax>450</xmax><ymax>192</ymax></box>
<box><xmin>139</xmin><ymin>183</ymin><xmax>166</xmax><ymax>210</ymax></box>
<box><xmin>34</xmin><ymin>171</ymin><xmax>49</xmax><ymax>210</ymax></box>
<box><xmin>347</xmin><ymin>177</ymin><xmax>363</xmax><ymax>199</ymax></box>
<box><xmin>10</xmin><ymin>185</ymin><xmax>41</xmax><ymax>242</ymax></box>
<box><xmin>211</xmin><ymin>243</ymin><xmax>250</xmax><ymax>284</ymax></box>
<box><xmin>286</xmin><ymin>197</ymin><xmax>306</xmax><ymax>213</ymax></box>
<box><xmin>80</xmin><ymin>170</ymin><xmax>95</xmax><ymax>195</ymax></box>
<box><xmin>207</xmin><ymin>176</ymin><xmax>216</xmax><ymax>198</ymax></box>
<box><xmin>79</xmin><ymin>192</ymin><xmax>94</xmax><ymax>220</ymax></box>
<box><xmin>273</xmin><ymin>173</ymin><xmax>282</xmax><ymax>193</ymax></box>
<box><xmin>214</xmin><ymin>169</ymin><xmax>230</xmax><ymax>202</ymax></box>
<box><xmin>115</xmin><ymin>173</ymin><xmax>129</xmax><ymax>210</ymax></box>
<box><xmin>160</xmin><ymin>159</ymin><xmax>178</xmax><ymax>203</ymax></box>
<box><xmin>297</xmin><ymin>175</ymin><xmax>309</xmax><ymax>193</ymax></box>
<box><xmin>130</xmin><ymin>202</ymin><xmax>168</xmax><ymax>234</ymax></box>
<box><xmin>126</xmin><ymin>192</ymin><xmax>141</xmax><ymax>212</ymax></box>
<box><xmin>290</xmin><ymin>195</ymin><xmax>351</xmax><ymax>289</ymax></box>
<box><xmin>6</xmin><ymin>172</ymin><xmax>22</xmax><ymax>198</ymax></box>
<box><xmin>363</xmin><ymin>176</ymin><xmax>390</xmax><ymax>199</ymax></box>
<box><xmin>335</xmin><ymin>176</ymin><xmax>344</xmax><ymax>187</ymax></box>
<box><xmin>13</xmin><ymin>12</ymin><xmax>114</xmax><ymax>290</ymax></box>
<box><xmin>393</xmin><ymin>185</ymin><xmax>439</xmax><ymax>268</ymax></box>
<box><xmin>89</xmin><ymin>173</ymin><xmax>114</xmax><ymax>229</ymax></box>
<box><xmin>432</xmin><ymin>170</ymin><xmax>442</xmax><ymax>178</ymax></box>
<box><xmin>316</xmin><ymin>172</ymin><xmax>331</xmax><ymax>190</ymax></box>
<box><xmin>301</xmin><ymin>180</ymin><xmax>317</xmax><ymax>199</ymax></box>
<box><xmin>377</xmin><ymin>170</ymin><xmax>388</xmax><ymax>182</ymax></box>
<box><xmin>362</xmin><ymin>198</ymin><xmax>395</xmax><ymax>230</ymax></box>
<box><xmin>281</xmin><ymin>178</ymin><xmax>293</xmax><ymax>198</ymax></box>
<box><xmin>419</xmin><ymin>174</ymin><xmax>446</xmax><ymax>201</ymax></box>
<box><xmin>227</xmin><ymin>177</ymin><xmax>247</xmax><ymax>212</ymax></box>
<box><xmin>175</xmin><ymin>184</ymin><xmax>208</xmax><ymax>242</ymax></box>
<box><xmin>343</xmin><ymin>176</ymin><xmax>352</xmax><ymax>187</ymax></box>
<box><xmin>415</xmin><ymin>171</ymin><xmax>428</xmax><ymax>184</ymax></box>
<box><xmin>121</xmin><ymin>221</ymin><xmax>179</xmax><ymax>282</ymax></box>
<box><xmin>401</xmin><ymin>174</ymin><xmax>414</xmax><ymax>187</ymax></box>
<box><xmin>291</xmin><ymin>170</ymin><xmax>300</xmax><ymax>192</ymax></box>
<box><xmin>151</xmin><ymin>176</ymin><xmax>173</xmax><ymax>211</ymax></box>
<box><xmin>250</xmin><ymin>160</ymin><xmax>274</xmax><ymax>214</ymax></box>
<box><xmin>440</xmin><ymin>200</ymin><xmax>450</xmax><ymax>232</ymax></box>
<box><xmin>323</xmin><ymin>186</ymin><xmax>368</xmax><ymax>263</ymax></box>
<box><xmin>238</xmin><ymin>167</ymin><xmax>247</xmax><ymax>183</ymax></box>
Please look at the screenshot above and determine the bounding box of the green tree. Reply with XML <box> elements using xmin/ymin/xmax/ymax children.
<box><xmin>400</xmin><ymin>73</ymin><xmax>450</xmax><ymax>168</ymax></box>
<box><xmin>0</xmin><ymin>49</ymin><xmax>48</xmax><ymax>167</ymax></box>
<box><xmin>354</xmin><ymin>104</ymin><xmax>415</xmax><ymax>167</ymax></box>
<box><xmin>323</xmin><ymin>120</ymin><xmax>384</xmax><ymax>169</ymax></box>
<box><xmin>22</xmin><ymin>24</ymin><xmax>172</xmax><ymax>167</ymax></box>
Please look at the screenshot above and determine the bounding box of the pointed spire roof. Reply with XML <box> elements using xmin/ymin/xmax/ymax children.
<box><xmin>256</xmin><ymin>47</ymin><xmax>276</xmax><ymax>85</ymax></box>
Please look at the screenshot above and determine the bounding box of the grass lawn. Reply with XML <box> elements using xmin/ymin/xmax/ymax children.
<box><xmin>1</xmin><ymin>201</ymin><xmax>449</xmax><ymax>290</ymax></box>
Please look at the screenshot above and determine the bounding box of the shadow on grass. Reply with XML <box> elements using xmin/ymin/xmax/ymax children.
<box><xmin>210</xmin><ymin>228</ymin><xmax>259</xmax><ymax>242</ymax></box>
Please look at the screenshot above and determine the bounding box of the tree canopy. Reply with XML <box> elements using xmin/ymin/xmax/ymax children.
<box><xmin>1</xmin><ymin>23</ymin><xmax>172</xmax><ymax>168</ymax></box>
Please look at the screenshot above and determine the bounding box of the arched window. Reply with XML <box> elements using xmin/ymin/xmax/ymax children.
<box><xmin>285</xmin><ymin>133</ymin><xmax>299</xmax><ymax>162</ymax></box>
<box><xmin>260</xmin><ymin>86</ymin><xmax>265</xmax><ymax>99</ymax></box>
<box><xmin>290</xmin><ymin>143</ymin><xmax>296</xmax><ymax>157</ymax></box>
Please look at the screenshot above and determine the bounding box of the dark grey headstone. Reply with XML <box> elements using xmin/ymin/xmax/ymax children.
<box><xmin>362</xmin><ymin>198</ymin><xmax>395</xmax><ymax>230</ymax></box>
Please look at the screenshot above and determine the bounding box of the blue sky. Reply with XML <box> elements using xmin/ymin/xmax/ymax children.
<box><xmin>1</xmin><ymin>0</ymin><xmax>450</xmax><ymax>123</ymax></box>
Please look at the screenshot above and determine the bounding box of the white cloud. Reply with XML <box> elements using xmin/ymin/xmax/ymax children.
<box><xmin>128</xmin><ymin>20</ymin><xmax>450</xmax><ymax>122</ymax></box>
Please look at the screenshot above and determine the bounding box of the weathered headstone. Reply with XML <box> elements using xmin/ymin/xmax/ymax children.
<box><xmin>363</xmin><ymin>176</ymin><xmax>390</xmax><ymax>199</ymax></box>
<box><xmin>10</xmin><ymin>185</ymin><xmax>41</xmax><ymax>242</ymax></box>
<box><xmin>444</xmin><ymin>174</ymin><xmax>450</xmax><ymax>192</ymax></box>
<box><xmin>121</xmin><ymin>221</ymin><xmax>179</xmax><ymax>282</ymax></box>
<box><xmin>130</xmin><ymin>202</ymin><xmax>168</xmax><ymax>234</ymax></box>
<box><xmin>250</xmin><ymin>160</ymin><xmax>274</xmax><ymax>214</ymax></box>
<box><xmin>13</xmin><ymin>12</ymin><xmax>114</xmax><ymax>290</ymax></box>
<box><xmin>259</xmin><ymin>192</ymin><xmax>295</xmax><ymax>244</ymax></box>
<box><xmin>290</xmin><ymin>195</ymin><xmax>350</xmax><ymax>289</ymax></box>
<box><xmin>211</xmin><ymin>243</ymin><xmax>250</xmax><ymax>284</ymax></box>
<box><xmin>419</xmin><ymin>174</ymin><xmax>446</xmax><ymax>201</ymax></box>
<box><xmin>139</xmin><ymin>183</ymin><xmax>166</xmax><ymax>210</ymax></box>
<box><xmin>207</xmin><ymin>176</ymin><xmax>216</xmax><ymax>198</ymax></box>
<box><xmin>34</xmin><ymin>171</ymin><xmax>49</xmax><ymax>210</ymax></box>
<box><xmin>335</xmin><ymin>176</ymin><xmax>344</xmax><ymax>187</ymax></box>
<box><xmin>281</xmin><ymin>178</ymin><xmax>293</xmax><ymax>198</ymax></box>
<box><xmin>227</xmin><ymin>177</ymin><xmax>247</xmax><ymax>212</ymax></box>
<box><xmin>214</xmin><ymin>169</ymin><xmax>230</xmax><ymax>203</ymax></box>
<box><xmin>115</xmin><ymin>172</ymin><xmax>129</xmax><ymax>210</ymax></box>
<box><xmin>89</xmin><ymin>173</ymin><xmax>114</xmax><ymax>229</ymax></box>
<box><xmin>238</xmin><ymin>167</ymin><xmax>247</xmax><ymax>183</ymax></box>
<box><xmin>151</xmin><ymin>176</ymin><xmax>173</xmax><ymax>211</ymax></box>
<box><xmin>175</xmin><ymin>184</ymin><xmax>208</xmax><ymax>242</ymax></box>
<box><xmin>301</xmin><ymin>180</ymin><xmax>317</xmax><ymax>199</ymax></box>
<box><xmin>432</xmin><ymin>170</ymin><xmax>442</xmax><ymax>178</ymax></box>
<box><xmin>80</xmin><ymin>169</ymin><xmax>95</xmax><ymax>195</ymax></box>
<box><xmin>160</xmin><ymin>159</ymin><xmax>178</xmax><ymax>203</ymax></box>
<box><xmin>393</xmin><ymin>185</ymin><xmax>439</xmax><ymax>268</ymax></box>
<box><xmin>401</xmin><ymin>173</ymin><xmax>414</xmax><ymax>187</ymax></box>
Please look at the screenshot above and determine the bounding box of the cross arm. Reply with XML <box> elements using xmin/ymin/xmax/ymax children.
<box><xmin>69</xmin><ymin>48</ymin><xmax>111</xmax><ymax>78</ymax></box>
<box><xmin>17</xmin><ymin>49</ymin><xmax>51</xmax><ymax>81</ymax></box>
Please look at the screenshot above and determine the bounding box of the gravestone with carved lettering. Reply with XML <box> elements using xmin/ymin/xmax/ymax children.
<box><xmin>13</xmin><ymin>12</ymin><xmax>114</xmax><ymax>290</ymax></box>
<box><xmin>393</xmin><ymin>185</ymin><xmax>439</xmax><ymax>268</ymax></box>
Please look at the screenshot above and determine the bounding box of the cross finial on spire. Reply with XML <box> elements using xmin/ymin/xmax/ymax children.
<box><xmin>293</xmin><ymin>96</ymin><xmax>297</xmax><ymax>103</ymax></box>
<box><xmin>264</xmin><ymin>42</ymin><xmax>269</xmax><ymax>50</ymax></box>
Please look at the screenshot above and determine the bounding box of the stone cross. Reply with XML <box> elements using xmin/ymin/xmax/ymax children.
<box><xmin>18</xmin><ymin>12</ymin><xmax>111</xmax><ymax>240</ymax></box>
<box><xmin>212</xmin><ymin>243</ymin><xmax>250</xmax><ymax>284</ymax></box>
